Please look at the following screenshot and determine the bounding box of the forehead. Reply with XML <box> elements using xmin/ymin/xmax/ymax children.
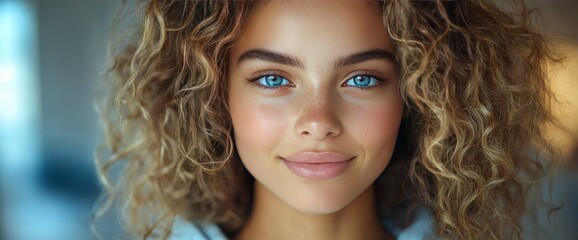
<box><xmin>230</xmin><ymin>1</ymin><xmax>393</xmax><ymax>64</ymax></box>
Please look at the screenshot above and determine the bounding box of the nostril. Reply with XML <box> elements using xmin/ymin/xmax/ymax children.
<box><xmin>296</xmin><ymin>116</ymin><xmax>343</xmax><ymax>140</ymax></box>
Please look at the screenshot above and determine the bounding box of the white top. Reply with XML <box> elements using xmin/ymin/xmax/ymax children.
<box><xmin>169</xmin><ymin>208</ymin><xmax>437</xmax><ymax>240</ymax></box>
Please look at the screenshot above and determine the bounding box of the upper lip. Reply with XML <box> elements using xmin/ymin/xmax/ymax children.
<box><xmin>282</xmin><ymin>151</ymin><xmax>355</xmax><ymax>163</ymax></box>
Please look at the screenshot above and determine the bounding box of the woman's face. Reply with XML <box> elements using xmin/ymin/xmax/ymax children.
<box><xmin>228</xmin><ymin>1</ymin><xmax>403</xmax><ymax>214</ymax></box>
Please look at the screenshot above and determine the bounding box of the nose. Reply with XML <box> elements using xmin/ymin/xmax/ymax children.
<box><xmin>294</xmin><ymin>90</ymin><xmax>342</xmax><ymax>140</ymax></box>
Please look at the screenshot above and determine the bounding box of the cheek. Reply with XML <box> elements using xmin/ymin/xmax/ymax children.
<box><xmin>348</xmin><ymin>98</ymin><xmax>403</xmax><ymax>161</ymax></box>
<box><xmin>229</xmin><ymin>99</ymin><xmax>289</xmax><ymax>162</ymax></box>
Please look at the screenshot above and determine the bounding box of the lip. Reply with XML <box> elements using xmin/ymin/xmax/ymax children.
<box><xmin>281</xmin><ymin>151</ymin><xmax>354</xmax><ymax>180</ymax></box>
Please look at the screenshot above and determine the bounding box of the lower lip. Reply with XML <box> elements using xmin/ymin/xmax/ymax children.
<box><xmin>282</xmin><ymin>159</ymin><xmax>352</xmax><ymax>180</ymax></box>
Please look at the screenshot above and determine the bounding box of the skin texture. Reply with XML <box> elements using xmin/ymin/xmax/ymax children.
<box><xmin>227</xmin><ymin>2</ymin><xmax>403</xmax><ymax>239</ymax></box>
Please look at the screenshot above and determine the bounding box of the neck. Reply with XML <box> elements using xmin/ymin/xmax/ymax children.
<box><xmin>235</xmin><ymin>181</ymin><xmax>392</xmax><ymax>240</ymax></box>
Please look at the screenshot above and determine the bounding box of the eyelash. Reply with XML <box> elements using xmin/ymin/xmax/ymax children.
<box><xmin>343</xmin><ymin>70</ymin><xmax>385</xmax><ymax>90</ymax></box>
<box><xmin>247</xmin><ymin>70</ymin><xmax>385</xmax><ymax>90</ymax></box>
<box><xmin>247</xmin><ymin>70</ymin><xmax>293</xmax><ymax>90</ymax></box>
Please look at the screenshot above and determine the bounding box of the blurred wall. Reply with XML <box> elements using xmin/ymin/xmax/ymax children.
<box><xmin>37</xmin><ymin>0</ymin><xmax>115</xmax><ymax>200</ymax></box>
<box><xmin>535</xmin><ymin>1</ymin><xmax>578</xmax><ymax>158</ymax></box>
<box><xmin>1</xmin><ymin>0</ymin><xmax>118</xmax><ymax>239</ymax></box>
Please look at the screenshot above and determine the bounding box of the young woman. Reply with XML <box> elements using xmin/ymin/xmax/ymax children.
<box><xmin>94</xmin><ymin>1</ymin><xmax>562</xmax><ymax>239</ymax></box>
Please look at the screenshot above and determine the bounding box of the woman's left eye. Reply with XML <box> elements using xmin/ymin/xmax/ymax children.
<box><xmin>255</xmin><ymin>75</ymin><xmax>291</xmax><ymax>88</ymax></box>
<box><xmin>344</xmin><ymin>75</ymin><xmax>381</xmax><ymax>88</ymax></box>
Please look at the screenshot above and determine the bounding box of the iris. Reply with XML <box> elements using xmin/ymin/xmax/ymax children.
<box><xmin>345</xmin><ymin>75</ymin><xmax>379</xmax><ymax>88</ymax></box>
<box><xmin>257</xmin><ymin>75</ymin><xmax>290</xmax><ymax>87</ymax></box>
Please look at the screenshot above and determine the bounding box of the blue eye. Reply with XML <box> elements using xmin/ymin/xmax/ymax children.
<box><xmin>344</xmin><ymin>75</ymin><xmax>380</xmax><ymax>88</ymax></box>
<box><xmin>255</xmin><ymin>75</ymin><xmax>291</xmax><ymax>88</ymax></box>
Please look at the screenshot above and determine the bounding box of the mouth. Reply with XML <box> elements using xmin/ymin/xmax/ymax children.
<box><xmin>281</xmin><ymin>151</ymin><xmax>355</xmax><ymax>180</ymax></box>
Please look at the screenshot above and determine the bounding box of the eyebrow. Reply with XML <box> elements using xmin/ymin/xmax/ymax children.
<box><xmin>238</xmin><ymin>49</ymin><xmax>304</xmax><ymax>68</ymax></box>
<box><xmin>237</xmin><ymin>48</ymin><xmax>396</xmax><ymax>69</ymax></box>
<box><xmin>334</xmin><ymin>49</ymin><xmax>396</xmax><ymax>69</ymax></box>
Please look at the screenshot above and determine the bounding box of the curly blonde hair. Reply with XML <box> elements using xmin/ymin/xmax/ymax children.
<box><xmin>94</xmin><ymin>0</ymin><xmax>562</xmax><ymax>239</ymax></box>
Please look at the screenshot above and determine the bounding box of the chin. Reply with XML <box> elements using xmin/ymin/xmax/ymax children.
<box><xmin>282</xmin><ymin>188</ymin><xmax>360</xmax><ymax>215</ymax></box>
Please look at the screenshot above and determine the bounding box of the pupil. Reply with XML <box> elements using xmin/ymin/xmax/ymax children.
<box><xmin>355</xmin><ymin>76</ymin><xmax>369</xmax><ymax>86</ymax></box>
<box><xmin>267</xmin><ymin>76</ymin><xmax>281</xmax><ymax>86</ymax></box>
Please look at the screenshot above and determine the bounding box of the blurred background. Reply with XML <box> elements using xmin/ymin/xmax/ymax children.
<box><xmin>0</xmin><ymin>0</ymin><xmax>576</xmax><ymax>239</ymax></box>
<box><xmin>0</xmin><ymin>0</ymin><xmax>118</xmax><ymax>239</ymax></box>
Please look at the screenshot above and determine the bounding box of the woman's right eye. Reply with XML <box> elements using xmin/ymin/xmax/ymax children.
<box><xmin>254</xmin><ymin>75</ymin><xmax>292</xmax><ymax>88</ymax></box>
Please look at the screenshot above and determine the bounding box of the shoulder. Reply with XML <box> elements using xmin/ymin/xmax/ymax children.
<box><xmin>169</xmin><ymin>217</ymin><xmax>228</xmax><ymax>240</ymax></box>
<box><xmin>383</xmin><ymin>207</ymin><xmax>439</xmax><ymax>240</ymax></box>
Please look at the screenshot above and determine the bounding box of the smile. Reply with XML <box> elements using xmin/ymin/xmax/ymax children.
<box><xmin>281</xmin><ymin>151</ymin><xmax>355</xmax><ymax>180</ymax></box>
